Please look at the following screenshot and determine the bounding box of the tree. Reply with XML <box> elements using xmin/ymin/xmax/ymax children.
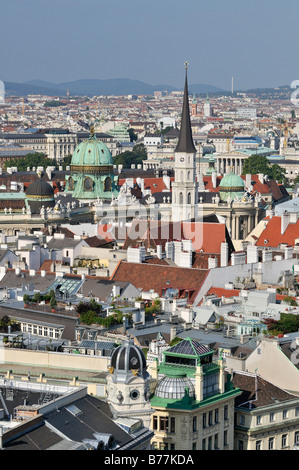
<box><xmin>4</xmin><ymin>152</ymin><xmax>53</xmax><ymax>171</ymax></box>
<box><xmin>113</xmin><ymin>143</ymin><xmax>147</xmax><ymax>168</ymax></box>
<box><xmin>242</xmin><ymin>154</ymin><xmax>286</xmax><ymax>183</ymax></box>
<box><xmin>128</xmin><ymin>128</ymin><xmax>138</xmax><ymax>142</ymax></box>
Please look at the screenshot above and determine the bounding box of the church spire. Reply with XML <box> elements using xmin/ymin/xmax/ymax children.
<box><xmin>175</xmin><ymin>62</ymin><xmax>196</xmax><ymax>154</ymax></box>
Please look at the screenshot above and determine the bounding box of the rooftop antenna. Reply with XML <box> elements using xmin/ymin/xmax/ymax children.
<box><xmin>231</xmin><ymin>76</ymin><xmax>234</xmax><ymax>95</ymax></box>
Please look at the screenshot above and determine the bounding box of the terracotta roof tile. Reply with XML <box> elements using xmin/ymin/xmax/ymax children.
<box><xmin>110</xmin><ymin>260</ymin><xmax>209</xmax><ymax>303</ymax></box>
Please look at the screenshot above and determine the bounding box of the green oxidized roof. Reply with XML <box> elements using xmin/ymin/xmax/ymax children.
<box><xmin>71</xmin><ymin>136</ymin><xmax>114</xmax><ymax>167</ymax></box>
<box><xmin>219</xmin><ymin>172</ymin><xmax>245</xmax><ymax>190</ymax></box>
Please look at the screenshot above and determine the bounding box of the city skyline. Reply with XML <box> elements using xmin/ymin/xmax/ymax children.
<box><xmin>0</xmin><ymin>0</ymin><xmax>299</xmax><ymax>90</ymax></box>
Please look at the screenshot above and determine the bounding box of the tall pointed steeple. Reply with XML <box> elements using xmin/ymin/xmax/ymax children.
<box><xmin>175</xmin><ymin>63</ymin><xmax>196</xmax><ymax>154</ymax></box>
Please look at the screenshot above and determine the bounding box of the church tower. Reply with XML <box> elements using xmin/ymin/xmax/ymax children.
<box><xmin>172</xmin><ymin>63</ymin><xmax>198</xmax><ymax>222</ymax></box>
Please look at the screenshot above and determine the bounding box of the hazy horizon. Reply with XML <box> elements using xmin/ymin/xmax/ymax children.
<box><xmin>0</xmin><ymin>0</ymin><xmax>298</xmax><ymax>90</ymax></box>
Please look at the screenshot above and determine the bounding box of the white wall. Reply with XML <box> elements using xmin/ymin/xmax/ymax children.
<box><xmin>193</xmin><ymin>258</ymin><xmax>298</xmax><ymax>306</ymax></box>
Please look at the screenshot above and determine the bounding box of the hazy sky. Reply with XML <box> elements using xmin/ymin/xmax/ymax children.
<box><xmin>0</xmin><ymin>0</ymin><xmax>298</xmax><ymax>90</ymax></box>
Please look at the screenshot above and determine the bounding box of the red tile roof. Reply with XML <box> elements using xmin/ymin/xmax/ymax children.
<box><xmin>110</xmin><ymin>261</ymin><xmax>209</xmax><ymax>303</ymax></box>
<box><xmin>256</xmin><ymin>216</ymin><xmax>299</xmax><ymax>248</ymax></box>
<box><xmin>118</xmin><ymin>177</ymin><xmax>174</xmax><ymax>194</ymax></box>
<box><xmin>123</xmin><ymin>220</ymin><xmax>228</xmax><ymax>253</ymax></box>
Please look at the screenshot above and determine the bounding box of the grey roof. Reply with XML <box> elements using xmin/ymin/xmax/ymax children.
<box><xmin>47</xmin><ymin>238</ymin><xmax>85</xmax><ymax>250</ymax></box>
<box><xmin>0</xmin><ymin>304</ymin><xmax>77</xmax><ymax>341</ymax></box>
<box><xmin>175</xmin><ymin>69</ymin><xmax>196</xmax><ymax>154</ymax></box>
<box><xmin>44</xmin><ymin>395</ymin><xmax>134</xmax><ymax>447</ymax></box>
<box><xmin>4</xmin><ymin>422</ymin><xmax>64</xmax><ymax>451</ymax></box>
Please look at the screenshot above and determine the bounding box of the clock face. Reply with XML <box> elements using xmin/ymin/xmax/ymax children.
<box><xmin>180</xmin><ymin>157</ymin><xmax>185</xmax><ymax>163</ymax></box>
<box><xmin>130</xmin><ymin>389</ymin><xmax>140</xmax><ymax>401</ymax></box>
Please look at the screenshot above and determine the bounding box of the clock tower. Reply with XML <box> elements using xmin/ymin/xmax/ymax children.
<box><xmin>172</xmin><ymin>63</ymin><xmax>198</xmax><ymax>222</ymax></box>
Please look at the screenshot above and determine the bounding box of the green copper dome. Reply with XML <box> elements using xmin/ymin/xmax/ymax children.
<box><xmin>66</xmin><ymin>133</ymin><xmax>119</xmax><ymax>200</ymax></box>
<box><xmin>71</xmin><ymin>136</ymin><xmax>113</xmax><ymax>168</ymax></box>
<box><xmin>219</xmin><ymin>172</ymin><xmax>245</xmax><ymax>202</ymax></box>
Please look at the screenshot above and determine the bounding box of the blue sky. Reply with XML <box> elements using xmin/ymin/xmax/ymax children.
<box><xmin>0</xmin><ymin>0</ymin><xmax>298</xmax><ymax>89</ymax></box>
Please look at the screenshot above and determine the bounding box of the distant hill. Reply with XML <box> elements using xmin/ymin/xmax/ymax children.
<box><xmin>4</xmin><ymin>81</ymin><xmax>64</xmax><ymax>97</ymax></box>
<box><xmin>2</xmin><ymin>78</ymin><xmax>226</xmax><ymax>97</ymax></box>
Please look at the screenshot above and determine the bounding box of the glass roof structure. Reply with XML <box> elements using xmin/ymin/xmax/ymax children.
<box><xmin>168</xmin><ymin>338</ymin><xmax>213</xmax><ymax>357</ymax></box>
<box><xmin>46</xmin><ymin>276</ymin><xmax>84</xmax><ymax>297</ymax></box>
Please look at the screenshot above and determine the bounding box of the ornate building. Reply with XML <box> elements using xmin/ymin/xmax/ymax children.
<box><xmin>65</xmin><ymin>128</ymin><xmax>119</xmax><ymax>201</ymax></box>
<box><xmin>106</xmin><ymin>338</ymin><xmax>154</xmax><ymax>428</ymax></box>
<box><xmin>172</xmin><ymin>66</ymin><xmax>198</xmax><ymax>222</ymax></box>
<box><xmin>149</xmin><ymin>338</ymin><xmax>241</xmax><ymax>451</ymax></box>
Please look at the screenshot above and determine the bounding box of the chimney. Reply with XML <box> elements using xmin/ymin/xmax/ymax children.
<box><xmin>212</xmin><ymin>171</ymin><xmax>217</xmax><ymax>188</ymax></box>
<box><xmin>170</xmin><ymin>326</ymin><xmax>177</xmax><ymax>342</ymax></box>
<box><xmin>281</xmin><ymin>212</ymin><xmax>290</xmax><ymax>235</ymax></box>
<box><xmin>258</xmin><ymin>173</ymin><xmax>264</xmax><ymax>184</ymax></box>
<box><xmin>157</xmin><ymin>245</ymin><xmax>163</xmax><ymax>259</ymax></box>
<box><xmin>221</xmin><ymin>242</ymin><xmax>229</xmax><ymax>267</ymax></box>
<box><xmin>245</xmin><ymin>174</ymin><xmax>251</xmax><ymax>190</ymax></box>
<box><xmin>208</xmin><ymin>257</ymin><xmax>218</xmax><ymax>269</ymax></box>
<box><xmin>247</xmin><ymin>245</ymin><xmax>258</xmax><ymax>264</ymax></box>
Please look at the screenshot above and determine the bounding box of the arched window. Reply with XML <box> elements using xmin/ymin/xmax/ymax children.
<box><xmin>104</xmin><ymin>177</ymin><xmax>111</xmax><ymax>192</ymax></box>
<box><xmin>187</xmin><ymin>170</ymin><xmax>191</xmax><ymax>180</ymax></box>
<box><xmin>179</xmin><ymin>192</ymin><xmax>183</xmax><ymax>205</ymax></box>
<box><xmin>180</xmin><ymin>171</ymin><xmax>184</xmax><ymax>182</ymax></box>
<box><xmin>188</xmin><ymin>192</ymin><xmax>191</xmax><ymax>204</ymax></box>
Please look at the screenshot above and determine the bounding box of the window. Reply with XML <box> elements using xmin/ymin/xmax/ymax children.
<box><xmin>153</xmin><ymin>416</ymin><xmax>158</xmax><ymax>430</ymax></box>
<box><xmin>208</xmin><ymin>436</ymin><xmax>212</xmax><ymax>450</ymax></box>
<box><xmin>193</xmin><ymin>416</ymin><xmax>197</xmax><ymax>432</ymax></box>
<box><xmin>294</xmin><ymin>431</ymin><xmax>299</xmax><ymax>445</ymax></box>
<box><xmin>187</xmin><ymin>192</ymin><xmax>191</xmax><ymax>204</ymax></box>
<box><xmin>208</xmin><ymin>411</ymin><xmax>213</xmax><ymax>426</ymax></box>
<box><xmin>282</xmin><ymin>434</ymin><xmax>287</xmax><ymax>448</ymax></box>
<box><xmin>203</xmin><ymin>373</ymin><xmax>219</xmax><ymax>399</ymax></box>
<box><xmin>224</xmin><ymin>405</ymin><xmax>228</xmax><ymax>420</ymax></box>
<box><xmin>268</xmin><ymin>437</ymin><xmax>274</xmax><ymax>450</ymax></box>
<box><xmin>256</xmin><ymin>440</ymin><xmax>262</xmax><ymax>451</ymax></box>
<box><xmin>203</xmin><ymin>413</ymin><xmax>207</xmax><ymax>428</ymax></box>
<box><xmin>215</xmin><ymin>408</ymin><xmax>219</xmax><ymax>424</ymax></box>
<box><xmin>179</xmin><ymin>192</ymin><xmax>183</xmax><ymax>204</ymax></box>
<box><xmin>224</xmin><ymin>430</ymin><xmax>228</xmax><ymax>447</ymax></box>
<box><xmin>256</xmin><ymin>415</ymin><xmax>262</xmax><ymax>425</ymax></box>
<box><xmin>270</xmin><ymin>412</ymin><xmax>275</xmax><ymax>422</ymax></box>
<box><xmin>283</xmin><ymin>410</ymin><xmax>288</xmax><ymax>420</ymax></box>
<box><xmin>192</xmin><ymin>442</ymin><xmax>196</xmax><ymax>450</ymax></box>
<box><xmin>202</xmin><ymin>439</ymin><xmax>206</xmax><ymax>450</ymax></box>
<box><xmin>160</xmin><ymin>416</ymin><xmax>169</xmax><ymax>432</ymax></box>
<box><xmin>104</xmin><ymin>177</ymin><xmax>112</xmax><ymax>192</ymax></box>
<box><xmin>214</xmin><ymin>434</ymin><xmax>219</xmax><ymax>450</ymax></box>
<box><xmin>239</xmin><ymin>414</ymin><xmax>245</xmax><ymax>426</ymax></box>
<box><xmin>170</xmin><ymin>417</ymin><xmax>175</xmax><ymax>433</ymax></box>
<box><xmin>296</xmin><ymin>407</ymin><xmax>299</xmax><ymax>417</ymax></box>
<box><xmin>238</xmin><ymin>440</ymin><xmax>244</xmax><ymax>450</ymax></box>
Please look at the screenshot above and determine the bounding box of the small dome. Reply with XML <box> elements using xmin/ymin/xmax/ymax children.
<box><xmin>155</xmin><ymin>375</ymin><xmax>195</xmax><ymax>400</ymax></box>
<box><xmin>71</xmin><ymin>136</ymin><xmax>113</xmax><ymax>168</ymax></box>
<box><xmin>219</xmin><ymin>172</ymin><xmax>245</xmax><ymax>191</ymax></box>
<box><xmin>25</xmin><ymin>177</ymin><xmax>55</xmax><ymax>214</ymax></box>
<box><xmin>219</xmin><ymin>172</ymin><xmax>245</xmax><ymax>202</ymax></box>
<box><xmin>110</xmin><ymin>339</ymin><xmax>147</xmax><ymax>378</ymax></box>
<box><xmin>26</xmin><ymin>179</ymin><xmax>54</xmax><ymax>197</ymax></box>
